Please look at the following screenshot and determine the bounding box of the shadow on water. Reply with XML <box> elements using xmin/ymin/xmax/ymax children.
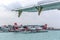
<box><xmin>12</xmin><ymin>31</ymin><xmax>48</xmax><ymax>34</ymax></box>
<box><xmin>0</xmin><ymin>31</ymin><xmax>48</xmax><ymax>34</ymax></box>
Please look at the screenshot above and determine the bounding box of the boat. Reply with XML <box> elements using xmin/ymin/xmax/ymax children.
<box><xmin>0</xmin><ymin>23</ymin><xmax>48</xmax><ymax>33</ymax></box>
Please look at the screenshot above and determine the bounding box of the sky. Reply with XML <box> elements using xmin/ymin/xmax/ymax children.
<box><xmin>0</xmin><ymin>0</ymin><xmax>60</xmax><ymax>28</ymax></box>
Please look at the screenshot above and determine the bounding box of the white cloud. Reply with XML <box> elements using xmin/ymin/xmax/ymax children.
<box><xmin>0</xmin><ymin>0</ymin><xmax>43</xmax><ymax>10</ymax></box>
<box><xmin>0</xmin><ymin>0</ymin><xmax>16</xmax><ymax>5</ymax></box>
<box><xmin>0</xmin><ymin>0</ymin><xmax>43</xmax><ymax>7</ymax></box>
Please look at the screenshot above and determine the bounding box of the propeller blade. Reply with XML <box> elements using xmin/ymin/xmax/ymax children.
<box><xmin>18</xmin><ymin>10</ymin><xmax>22</xmax><ymax>17</ymax></box>
<box><xmin>35</xmin><ymin>6</ymin><xmax>43</xmax><ymax>15</ymax></box>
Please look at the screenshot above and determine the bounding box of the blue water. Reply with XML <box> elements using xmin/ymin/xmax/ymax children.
<box><xmin>0</xmin><ymin>31</ymin><xmax>60</xmax><ymax>40</ymax></box>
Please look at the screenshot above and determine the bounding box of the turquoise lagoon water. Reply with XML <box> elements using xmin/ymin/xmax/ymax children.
<box><xmin>0</xmin><ymin>31</ymin><xmax>60</xmax><ymax>40</ymax></box>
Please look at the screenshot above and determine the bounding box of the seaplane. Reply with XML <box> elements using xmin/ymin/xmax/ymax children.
<box><xmin>3</xmin><ymin>0</ymin><xmax>60</xmax><ymax>17</ymax></box>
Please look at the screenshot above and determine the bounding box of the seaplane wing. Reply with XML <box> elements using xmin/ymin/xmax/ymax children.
<box><xmin>12</xmin><ymin>0</ymin><xmax>60</xmax><ymax>17</ymax></box>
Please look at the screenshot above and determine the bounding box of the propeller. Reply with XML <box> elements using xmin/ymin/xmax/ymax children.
<box><xmin>11</xmin><ymin>10</ymin><xmax>22</xmax><ymax>17</ymax></box>
<box><xmin>35</xmin><ymin>6</ymin><xmax>43</xmax><ymax>15</ymax></box>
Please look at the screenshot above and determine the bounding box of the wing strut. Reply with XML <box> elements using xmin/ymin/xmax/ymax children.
<box><xmin>12</xmin><ymin>10</ymin><xmax>22</xmax><ymax>17</ymax></box>
<box><xmin>35</xmin><ymin>6</ymin><xmax>43</xmax><ymax>15</ymax></box>
<box><xmin>18</xmin><ymin>10</ymin><xmax>22</xmax><ymax>17</ymax></box>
